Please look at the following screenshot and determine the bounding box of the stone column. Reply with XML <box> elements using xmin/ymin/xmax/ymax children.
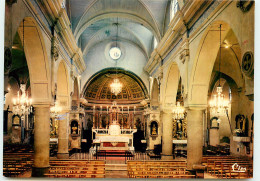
<box><xmin>210</xmin><ymin>128</ymin><xmax>220</xmax><ymax>146</ymax></box>
<box><xmin>32</xmin><ymin>104</ymin><xmax>50</xmax><ymax>177</ymax></box>
<box><xmin>57</xmin><ymin>111</ymin><xmax>69</xmax><ymax>159</ymax></box>
<box><xmin>161</xmin><ymin>109</ymin><xmax>173</xmax><ymax>160</ymax></box>
<box><xmin>187</xmin><ymin>107</ymin><xmax>205</xmax><ymax>170</ymax></box>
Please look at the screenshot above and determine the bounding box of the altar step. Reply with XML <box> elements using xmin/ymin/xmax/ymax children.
<box><xmin>105</xmin><ymin>164</ymin><xmax>128</xmax><ymax>178</ymax></box>
<box><xmin>105</xmin><ymin>164</ymin><xmax>127</xmax><ymax>171</ymax></box>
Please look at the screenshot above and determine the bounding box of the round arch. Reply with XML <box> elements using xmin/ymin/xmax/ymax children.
<box><xmin>17</xmin><ymin>17</ymin><xmax>51</xmax><ymax>104</ymax></box>
<box><xmin>56</xmin><ymin>60</ymin><xmax>70</xmax><ymax>108</ymax></box>
<box><xmin>74</xmin><ymin>12</ymin><xmax>161</xmax><ymax>43</ymax></box>
<box><xmin>150</xmin><ymin>78</ymin><xmax>159</xmax><ymax>107</ymax></box>
<box><xmin>188</xmin><ymin>21</ymin><xmax>242</xmax><ymax>107</ymax></box>
<box><xmin>162</xmin><ymin>62</ymin><xmax>180</xmax><ymax>106</ymax></box>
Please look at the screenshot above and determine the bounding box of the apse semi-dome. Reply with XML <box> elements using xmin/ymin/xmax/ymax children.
<box><xmin>82</xmin><ymin>68</ymin><xmax>148</xmax><ymax>104</ymax></box>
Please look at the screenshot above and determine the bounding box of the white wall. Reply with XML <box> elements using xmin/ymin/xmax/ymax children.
<box><xmin>81</xmin><ymin>40</ymin><xmax>149</xmax><ymax>90</ymax></box>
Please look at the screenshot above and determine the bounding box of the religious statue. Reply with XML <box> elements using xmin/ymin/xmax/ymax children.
<box><xmin>177</xmin><ymin>120</ymin><xmax>182</xmax><ymax>132</ymax></box>
<box><xmin>235</xmin><ymin>114</ymin><xmax>248</xmax><ymax>136</ymax></box>
<box><xmin>71</xmin><ymin>121</ymin><xmax>78</xmax><ymax>134</ymax></box>
<box><xmin>151</xmin><ymin>124</ymin><xmax>157</xmax><ymax>135</ymax></box>
<box><xmin>72</xmin><ymin>126</ymin><xmax>78</xmax><ymax>134</ymax></box>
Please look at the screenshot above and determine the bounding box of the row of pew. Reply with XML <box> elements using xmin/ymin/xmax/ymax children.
<box><xmin>202</xmin><ymin>155</ymin><xmax>253</xmax><ymax>179</ymax></box>
<box><xmin>4</xmin><ymin>143</ymin><xmax>34</xmax><ymax>153</ymax></box>
<box><xmin>127</xmin><ymin>160</ymin><xmax>196</xmax><ymax>178</ymax></box>
<box><xmin>3</xmin><ymin>152</ymin><xmax>33</xmax><ymax>177</ymax></box>
<box><xmin>203</xmin><ymin>145</ymin><xmax>230</xmax><ymax>155</ymax></box>
<box><xmin>44</xmin><ymin>160</ymin><xmax>105</xmax><ymax>178</ymax></box>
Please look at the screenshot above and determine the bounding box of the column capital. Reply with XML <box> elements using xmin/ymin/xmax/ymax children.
<box><xmin>33</xmin><ymin>103</ymin><xmax>51</xmax><ymax>108</ymax></box>
<box><xmin>187</xmin><ymin>104</ymin><xmax>207</xmax><ymax>111</ymax></box>
<box><xmin>161</xmin><ymin>109</ymin><xmax>173</xmax><ymax>114</ymax></box>
<box><xmin>160</xmin><ymin>103</ymin><xmax>174</xmax><ymax>114</ymax></box>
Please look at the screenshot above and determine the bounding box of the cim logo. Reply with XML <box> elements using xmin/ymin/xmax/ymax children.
<box><xmin>232</xmin><ymin>163</ymin><xmax>247</xmax><ymax>172</ymax></box>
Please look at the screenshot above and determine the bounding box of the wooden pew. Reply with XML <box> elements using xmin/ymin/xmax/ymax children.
<box><xmin>127</xmin><ymin>160</ymin><xmax>195</xmax><ymax>178</ymax></box>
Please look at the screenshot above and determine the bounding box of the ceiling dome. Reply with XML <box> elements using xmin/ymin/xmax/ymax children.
<box><xmin>82</xmin><ymin>68</ymin><xmax>148</xmax><ymax>104</ymax></box>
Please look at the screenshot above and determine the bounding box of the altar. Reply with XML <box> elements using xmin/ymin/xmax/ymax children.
<box><xmin>92</xmin><ymin>120</ymin><xmax>137</xmax><ymax>151</ymax></box>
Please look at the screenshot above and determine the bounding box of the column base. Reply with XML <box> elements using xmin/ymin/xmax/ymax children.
<box><xmin>187</xmin><ymin>164</ymin><xmax>206</xmax><ymax>178</ymax></box>
<box><xmin>57</xmin><ymin>152</ymin><xmax>69</xmax><ymax>159</ymax></box>
<box><xmin>161</xmin><ymin>154</ymin><xmax>174</xmax><ymax>160</ymax></box>
<box><xmin>31</xmin><ymin>167</ymin><xmax>49</xmax><ymax>177</ymax></box>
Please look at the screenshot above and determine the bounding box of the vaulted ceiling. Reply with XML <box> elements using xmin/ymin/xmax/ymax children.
<box><xmin>69</xmin><ymin>0</ymin><xmax>170</xmax><ymax>59</ymax></box>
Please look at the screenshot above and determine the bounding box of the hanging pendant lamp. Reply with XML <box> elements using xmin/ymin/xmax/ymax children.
<box><xmin>209</xmin><ymin>24</ymin><xmax>229</xmax><ymax>116</ymax></box>
<box><xmin>110</xmin><ymin>18</ymin><xmax>122</xmax><ymax>96</ymax></box>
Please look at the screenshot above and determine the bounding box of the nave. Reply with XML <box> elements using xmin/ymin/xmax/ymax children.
<box><xmin>3</xmin><ymin>143</ymin><xmax>253</xmax><ymax>179</ymax></box>
<box><xmin>3</xmin><ymin>0</ymin><xmax>254</xmax><ymax>179</ymax></box>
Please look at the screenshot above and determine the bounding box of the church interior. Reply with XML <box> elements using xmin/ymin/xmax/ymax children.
<box><xmin>2</xmin><ymin>0</ymin><xmax>255</xmax><ymax>179</ymax></box>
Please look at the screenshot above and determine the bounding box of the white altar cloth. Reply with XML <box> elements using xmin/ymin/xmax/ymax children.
<box><xmin>97</xmin><ymin>136</ymin><xmax>129</xmax><ymax>143</ymax></box>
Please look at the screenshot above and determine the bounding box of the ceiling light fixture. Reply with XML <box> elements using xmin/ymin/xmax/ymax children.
<box><xmin>110</xmin><ymin>17</ymin><xmax>122</xmax><ymax>96</ymax></box>
<box><xmin>172</xmin><ymin>101</ymin><xmax>185</xmax><ymax>120</ymax></box>
<box><xmin>209</xmin><ymin>24</ymin><xmax>229</xmax><ymax>116</ymax></box>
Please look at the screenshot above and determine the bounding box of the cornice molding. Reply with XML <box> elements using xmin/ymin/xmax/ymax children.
<box><xmin>35</xmin><ymin>0</ymin><xmax>86</xmax><ymax>74</ymax></box>
<box><xmin>144</xmin><ymin>0</ymin><xmax>222</xmax><ymax>75</ymax></box>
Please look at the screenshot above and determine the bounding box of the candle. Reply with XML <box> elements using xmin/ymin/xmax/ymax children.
<box><xmin>100</xmin><ymin>106</ymin><xmax>102</xmax><ymax>113</ymax></box>
<box><xmin>13</xmin><ymin>98</ymin><xmax>16</xmax><ymax>105</ymax></box>
<box><xmin>107</xmin><ymin>106</ymin><xmax>108</xmax><ymax>114</ymax></box>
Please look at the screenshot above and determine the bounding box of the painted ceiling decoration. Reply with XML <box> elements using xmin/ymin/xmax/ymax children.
<box><xmin>82</xmin><ymin>68</ymin><xmax>148</xmax><ymax>104</ymax></box>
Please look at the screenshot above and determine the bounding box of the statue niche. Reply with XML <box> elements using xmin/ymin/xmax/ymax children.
<box><xmin>71</xmin><ymin>120</ymin><xmax>79</xmax><ymax>134</ymax></box>
<box><xmin>235</xmin><ymin>114</ymin><xmax>248</xmax><ymax>136</ymax></box>
<box><xmin>173</xmin><ymin>118</ymin><xmax>187</xmax><ymax>140</ymax></box>
<box><xmin>150</xmin><ymin>121</ymin><xmax>158</xmax><ymax>136</ymax></box>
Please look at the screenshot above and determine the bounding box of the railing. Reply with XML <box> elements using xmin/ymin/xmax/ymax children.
<box><xmin>69</xmin><ymin>149</ymin><xmax>161</xmax><ymax>163</ymax></box>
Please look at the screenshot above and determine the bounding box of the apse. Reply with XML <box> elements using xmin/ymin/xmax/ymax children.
<box><xmin>82</xmin><ymin>68</ymin><xmax>148</xmax><ymax>104</ymax></box>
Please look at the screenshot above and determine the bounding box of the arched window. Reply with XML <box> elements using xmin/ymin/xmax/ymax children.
<box><xmin>170</xmin><ymin>0</ymin><xmax>180</xmax><ymax>20</ymax></box>
<box><xmin>153</xmin><ymin>37</ymin><xmax>158</xmax><ymax>50</ymax></box>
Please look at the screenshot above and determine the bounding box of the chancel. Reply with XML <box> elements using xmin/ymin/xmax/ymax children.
<box><xmin>2</xmin><ymin>0</ymin><xmax>254</xmax><ymax>179</ymax></box>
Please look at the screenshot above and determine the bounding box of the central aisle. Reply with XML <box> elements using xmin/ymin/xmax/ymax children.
<box><xmin>105</xmin><ymin>164</ymin><xmax>128</xmax><ymax>178</ymax></box>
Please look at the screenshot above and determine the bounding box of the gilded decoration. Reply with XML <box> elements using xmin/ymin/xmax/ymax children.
<box><xmin>173</xmin><ymin>118</ymin><xmax>187</xmax><ymax>140</ymax></box>
<box><xmin>83</xmin><ymin>71</ymin><xmax>147</xmax><ymax>103</ymax></box>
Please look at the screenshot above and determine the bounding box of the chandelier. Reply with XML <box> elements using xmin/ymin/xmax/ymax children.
<box><xmin>110</xmin><ymin>78</ymin><xmax>122</xmax><ymax>96</ymax></box>
<box><xmin>50</xmin><ymin>101</ymin><xmax>62</xmax><ymax>118</ymax></box>
<box><xmin>110</xmin><ymin>17</ymin><xmax>123</xmax><ymax>96</ymax></box>
<box><xmin>209</xmin><ymin>24</ymin><xmax>229</xmax><ymax>116</ymax></box>
<box><xmin>12</xmin><ymin>84</ymin><xmax>33</xmax><ymax>115</ymax></box>
<box><xmin>209</xmin><ymin>86</ymin><xmax>229</xmax><ymax>116</ymax></box>
<box><xmin>172</xmin><ymin>101</ymin><xmax>185</xmax><ymax>120</ymax></box>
